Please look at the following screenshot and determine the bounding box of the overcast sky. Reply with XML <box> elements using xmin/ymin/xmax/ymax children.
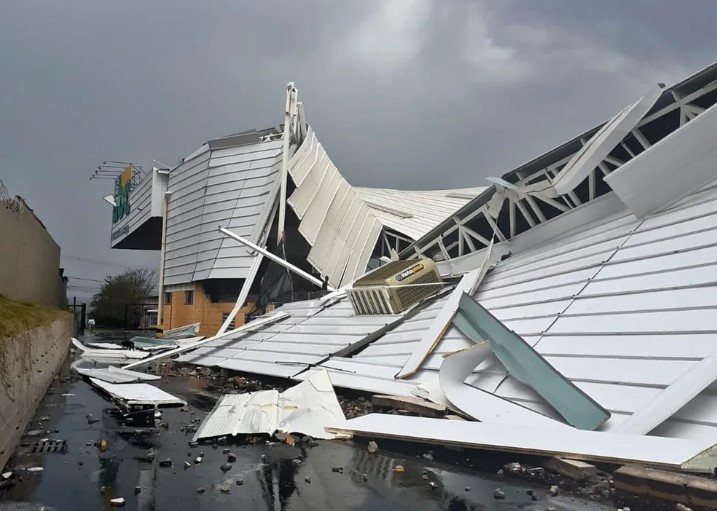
<box><xmin>1</xmin><ymin>0</ymin><xmax>715</xmax><ymax>300</ymax></box>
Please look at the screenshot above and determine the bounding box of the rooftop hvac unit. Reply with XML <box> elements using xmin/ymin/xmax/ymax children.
<box><xmin>347</xmin><ymin>258</ymin><xmax>443</xmax><ymax>315</ymax></box>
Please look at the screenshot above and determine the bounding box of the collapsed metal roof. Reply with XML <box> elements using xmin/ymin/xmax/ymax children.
<box><xmin>176</xmin><ymin>61</ymin><xmax>717</xmax><ymax>446</ymax></box>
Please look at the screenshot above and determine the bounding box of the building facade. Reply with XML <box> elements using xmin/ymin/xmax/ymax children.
<box><xmin>106</xmin><ymin>89</ymin><xmax>480</xmax><ymax>336</ymax></box>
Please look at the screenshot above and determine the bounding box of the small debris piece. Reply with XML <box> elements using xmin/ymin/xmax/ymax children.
<box><xmin>159</xmin><ymin>459</ymin><xmax>172</xmax><ymax>467</ymax></box>
<box><xmin>292</xmin><ymin>459</ymin><xmax>302</xmax><ymax>467</ymax></box>
<box><xmin>217</xmin><ymin>436</ymin><xmax>227</xmax><ymax>445</ymax></box>
<box><xmin>464</xmin><ymin>487</ymin><xmax>470</xmax><ymax>492</ymax></box>
<box><xmin>100</xmin><ymin>486</ymin><xmax>106</xmax><ymax>495</ymax></box>
<box><xmin>497</xmin><ymin>469</ymin><xmax>504</xmax><ymax>475</ymax></box>
<box><xmin>526</xmin><ymin>489</ymin><xmax>533</xmax><ymax>496</ymax></box>
<box><xmin>26</xmin><ymin>467</ymin><xmax>44</xmax><ymax>473</ymax></box>
<box><xmin>1</xmin><ymin>472</ymin><xmax>12</xmax><ymax>480</ymax></box>
<box><xmin>362</xmin><ymin>474</ymin><xmax>368</xmax><ymax>482</ymax></box>
<box><xmin>494</xmin><ymin>488</ymin><xmax>505</xmax><ymax>500</ymax></box>
<box><xmin>219</xmin><ymin>484</ymin><xmax>230</xmax><ymax>493</ymax></box>
<box><xmin>543</xmin><ymin>457</ymin><xmax>597</xmax><ymax>481</ymax></box>
<box><xmin>304</xmin><ymin>477</ymin><xmax>311</xmax><ymax>483</ymax></box>
<box><xmin>184</xmin><ymin>461</ymin><xmax>191</xmax><ymax>469</ymax></box>
<box><xmin>195</xmin><ymin>457</ymin><xmax>203</xmax><ymax>464</ymax></box>
<box><xmin>676</xmin><ymin>505</ymin><xmax>692</xmax><ymax>511</ymax></box>
<box><xmin>227</xmin><ymin>452</ymin><xmax>237</xmax><ymax>463</ymax></box>
<box><xmin>550</xmin><ymin>485</ymin><xmax>559</xmax><ymax>496</ymax></box>
<box><xmin>261</xmin><ymin>454</ymin><xmax>266</xmax><ymax>461</ymax></box>
<box><xmin>220</xmin><ymin>463</ymin><xmax>233</xmax><ymax>472</ymax></box>
<box><xmin>188</xmin><ymin>441</ymin><xmax>198</xmax><ymax>448</ymax></box>
<box><xmin>527</xmin><ymin>467</ymin><xmax>545</xmax><ymax>477</ymax></box>
<box><xmin>423</xmin><ymin>453</ymin><xmax>434</xmax><ymax>461</ymax></box>
<box><xmin>332</xmin><ymin>467</ymin><xmax>344</xmax><ymax>474</ymax></box>
<box><xmin>367</xmin><ymin>441</ymin><xmax>378</xmax><ymax>454</ymax></box>
<box><xmin>99</xmin><ymin>439</ymin><xmax>108</xmax><ymax>452</ymax></box>
<box><xmin>110</xmin><ymin>497</ymin><xmax>125</xmax><ymax>506</ymax></box>
<box><xmin>236</xmin><ymin>479</ymin><xmax>244</xmax><ymax>486</ymax></box>
<box><xmin>196</xmin><ymin>487</ymin><xmax>205</xmax><ymax>494</ymax></box>
<box><xmin>422</xmin><ymin>474</ymin><xmax>428</xmax><ymax>481</ymax></box>
<box><xmin>135</xmin><ymin>486</ymin><xmax>141</xmax><ymax>495</ymax></box>
<box><xmin>372</xmin><ymin>394</ymin><xmax>447</xmax><ymax>417</ymax></box>
<box><xmin>87</xmin><ymin>414</ymin><xmax>99</xmax><ymax>425</ymax></box>
<box><xmin>429</xmin><ymin>481</ymin><xmax>438</xmax><ymax>490</ymax></box>
<box><xmin>78</xmin><ymin>461</ymin><xmax>84</xmax><ymax>466</ymax></box>
<box><xmin>394</xmin><ymin>465</ymin><xmax>405</xmax><ymax>473</ymax></box>
<box><xmin>223</xmin><ymin>448</ymin><xmax>230</xmax><ymax>454</ymax></box>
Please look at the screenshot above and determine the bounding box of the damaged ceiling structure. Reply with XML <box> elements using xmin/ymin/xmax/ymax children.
<box><xmin>124</xmin><ymin>61</ymin><xmax>717</xmax><ymax>472</ymax></box>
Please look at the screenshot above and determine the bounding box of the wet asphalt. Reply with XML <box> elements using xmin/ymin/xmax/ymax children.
<box><xmin>0</xmin><ymin>332</ymin><xmax>615</xmax><ymax>511</ymax></box>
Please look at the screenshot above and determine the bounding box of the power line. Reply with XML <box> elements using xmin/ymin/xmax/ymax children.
<box><xmin>67</xmin><ymin>276</ymin><xmax>105</xmax><ymax>283</ymax></box>
<box><xmin>61</xmin><ymin>254</ymin><xmax>155</xmax><ymax>271</ymax></box>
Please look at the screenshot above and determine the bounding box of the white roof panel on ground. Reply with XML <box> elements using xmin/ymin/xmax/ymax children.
<box><xmin>176</xmin><ymin>297</ymin><xmax>405</xmax><ymax>378</ymax></box>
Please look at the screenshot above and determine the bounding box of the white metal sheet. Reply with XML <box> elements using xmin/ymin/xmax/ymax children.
<box><xmin>614</xmin><ymin>351</ymin><xmax>717</xmax><ymax>435</ymax></box>
<box><xmin>552</xmin><ymin>87</ymin><xmax>661</xmax><ymax>196</ymax></box>
<box><xmin>606</xmin><ymin>101</ymin><xmax>717</xmax><ymax>218</ymax></box>
<box><xmin>439</xmin><ymin>344</ymin><xmax>565</xmax><ymax>426</ymax></box>
<box><xmin>73</xmin><ymin>365</ymin><xmax>160</xmax><ymax>384</ymax></box>
<box><xmin>327</xmin><ymin>414</ymin><xmax>717</xmax><ymax>472</ymax></box>
<box><xmin>89</xmin><ymin>379</ymin><xmax>186</xmax><ymax>407</ymax></box>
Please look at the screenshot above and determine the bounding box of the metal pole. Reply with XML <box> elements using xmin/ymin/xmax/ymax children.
<box><xmin>157</xmin><ymin>189</ymin><xmax>172</xmax><ymax>328</ymax></box>
<box><xmin>277</xmin><ymin>82</ymin><xmax>296</xmax><ymax>245</ymax></box>
<box><xmin>219</xmin><ymin>227</ymin><xmax>335</xmax><ymax>291</ymax></box>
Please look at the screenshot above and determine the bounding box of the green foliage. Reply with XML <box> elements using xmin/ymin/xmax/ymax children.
<box><xmin>0</xmin><ymin>294</ymin><xmax>69</xmax><ymax>338</ymax></box>
<box><xmin>90</xmin><ymin>268</ymin><xmax>156</xmax><ymax>327</ymax></box>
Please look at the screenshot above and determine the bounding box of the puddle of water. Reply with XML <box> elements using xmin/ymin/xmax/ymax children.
<box><xmin>1</xmin><ymin>334</ymin><xmax>615</xmax><ymax>511</ymax></box>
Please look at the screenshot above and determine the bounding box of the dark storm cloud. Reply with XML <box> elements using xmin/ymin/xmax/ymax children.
<box><xmin>1</xmin><ymin>0</ymin><xmax>715</xmax><ymax>299</ymax></box>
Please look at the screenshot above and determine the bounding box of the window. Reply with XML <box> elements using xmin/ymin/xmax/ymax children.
<box><xmin>165</xmin><ymin>292</ymin><xmax>172</xmax><ymax>305</ymax></box>
<box><xmin>221</xmin><ymin>313</ymin><xmax>236</xmax><ymax>330</ymax></box>
<box><xmin>184</xmin><ymin>290</ymin><xmax>194</xmax><ymax>305</ymax></box>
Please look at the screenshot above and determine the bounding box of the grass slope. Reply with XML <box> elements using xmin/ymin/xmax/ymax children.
<box><xmin>0</xmin><ymin>294</ymin><xmax>70</xmax><ymax>338</ymax></box>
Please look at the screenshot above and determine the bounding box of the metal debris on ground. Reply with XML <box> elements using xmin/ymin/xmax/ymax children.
<box><xmin>192</xmin><ymin>370</ymin><xmax>346</xmax><ymax>441</ymax></box>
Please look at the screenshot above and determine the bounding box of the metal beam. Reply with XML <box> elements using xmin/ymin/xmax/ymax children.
<box><xmin>219</xmin><ymin>227</ymin><xmax>334</xmax><ymax>291</ymax></box>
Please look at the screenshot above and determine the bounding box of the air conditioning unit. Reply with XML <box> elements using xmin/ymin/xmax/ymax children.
<box><xmin>347</xmin><ymin>259</ymin><xmax>443</xmax><ymax>315</ymax></box>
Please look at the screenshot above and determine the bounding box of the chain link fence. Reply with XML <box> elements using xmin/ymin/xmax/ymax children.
<box><xmin>0</xmin><ymin>179</ymin><xmax>24</xmax><ymax>215</ymax></box>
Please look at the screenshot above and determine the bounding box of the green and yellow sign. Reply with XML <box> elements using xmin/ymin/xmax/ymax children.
<box><xmin>112</xmin><ymin>165</ymin><xmax>133</xmax><ymax>224</ymax></box>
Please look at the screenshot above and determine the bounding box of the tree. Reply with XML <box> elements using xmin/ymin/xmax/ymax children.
<box><xmin>91</xmin><ymin>268</ymin><xmax>156</xmax><ymax>328</ymax></box>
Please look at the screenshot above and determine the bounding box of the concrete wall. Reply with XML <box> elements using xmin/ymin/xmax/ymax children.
<box><xmin>0</xmin><ymin>314</ymin><xmax>73</xmax><ymax>471</ymax></box>
<box><xmin>0</xmin><ymin>199</ymin><xmax>64</xmax><ymax>307</ymax></box>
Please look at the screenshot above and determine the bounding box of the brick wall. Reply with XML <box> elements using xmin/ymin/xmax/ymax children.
<box><xmin>161</xmin><ymin>283</ymin><xmax>256</xmax><ymax>337</ymax></box>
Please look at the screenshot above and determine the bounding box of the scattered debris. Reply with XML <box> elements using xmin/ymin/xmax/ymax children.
<box><xmin>227</xmin><ymin>452</ymin><xmax>237</xmax><ymax>463</ymax></box>
<box><xmin>184</xmin><ymin>461</ymin><xmax>191</xmax><ymax>469</ymax></box>
<box><xmin>362</xmin><ymin>473</ymin><xmax>368</xmax><ymax>482</ymax></box>
<box><xmin>135</xmin><ymin>486</ymin><xmax>141</xmax><ymax>495</ymax></box>
<box><xmin>429</xmin><ymin>481</ymin><xmax>438</xmax><ymax>489</ymax></box>
<box><xmin>304</xmin><ymin>476</ymin><xmax>311</xmax><ymax>483</ymax></box>
<box><xmin>196</xmin><ymin>487</ymin><xmax>205</xmax><ymax>494</ymax></box>
<box><xmin>26</xmin><ymin>467</ymin><xmax>44</xmax><ymax>473</ymax></box>
<box><xmin>159</xmin><ymin>458</ymin><xmax>172</xmax><ymax>467</ymax></box>
<box><xmin>332</xmin><ymin>467</ymin><xmax>344</xmax><ymax>474</ymax></box>
<box><xmin>110</xmin><ymin>497</ymin><xmax>125</xmax><ymax>506</ymax></box>
<box><xmin>236</xmin><ymin>479</ymin><xmax>244</xmax><ymax>486</ymax></box>
<box><xmin>292</xmin><ymin>459</ymin><xmax>302</xmax><ymax>466</ymax></box>
<box><xmin>220</xmin><ymin>463</ymin><xmax>232</xmax><ymax>472</ymax></box>
<box><xmin>494</xmin><ymin>488</ymin><xmax>505</xmax><ymax>499</ymax></box>
<box><xmin>394</xmin><ymin>465</ymin><xmax>404</xmax><ymax>473</ymax></box>
<box><xmin>368</xmin><ymin>441</ymin><xmax>378</xmax><ymax>453</ymax></box>
<box><xmin>195</xmin><ymin>456</ymin><xmax>203</xmax><ymax>464</ymax></box>
<box><xmin>1</xmin><ymin>472</ymin><xmax>11</xmax><ymax>480</ymax></box>
<box><xmin>86</xmin><ymin>414</ymin><xmax>99</xmax><ymax>425</ymax></box>
<box><xmin>219</xmin><ymin>484</ymin><xmax>231</xmax><ymax>493</ymax></box>
<box><xmin>550</xmin><ymin>485</ymin><xmax>559</xmax><ymax>496</ymax></box>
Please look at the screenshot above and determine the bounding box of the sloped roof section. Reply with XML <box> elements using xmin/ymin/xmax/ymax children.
<box><xmin>286</xmin><ymin>128</ymin><xmax>479</xmax><ymax>286</ymax></box>
<box><xmin>354</xmin><ymin>187</ymin><xmax>484</xmax><ymax>240</ymax></box>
